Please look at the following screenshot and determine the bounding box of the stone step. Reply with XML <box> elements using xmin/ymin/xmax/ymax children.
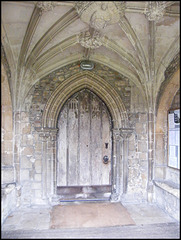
<box><xmin>2</xmin><ymin>222</ymin><xmax>180</xmax><ymax>239</ymax></box>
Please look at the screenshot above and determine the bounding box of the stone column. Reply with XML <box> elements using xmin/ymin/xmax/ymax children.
<box><xmin>120</xmin><ymin>128</ymin><xmax>133</xmax><ymax>194</ymax></box>
<box><xmin>147</xmin><ymin>112</ymin><xmax>154</xmax><ymax>202</ymax></box>
<box><xmin>48</xmin><ymin>130</ymin><xmax>58</xmax><ymax>197</ymax></box>
<box><xmin>110</xmin><ymin>129</ymin><xmax>121</xmax><ymax>202</ymax></box>
<box><xmin>38</xmin><ymin>130</ymin><xmax>49</xmax><ymax>200</ymax></box>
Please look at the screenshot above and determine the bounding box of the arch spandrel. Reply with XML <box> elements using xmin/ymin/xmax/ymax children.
<box><xmin>42</xmin><ymin>71</ymin><xmax>128</xmax><ymax>129</ymax></box>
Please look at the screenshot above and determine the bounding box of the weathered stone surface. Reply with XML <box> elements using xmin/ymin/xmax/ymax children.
<box><xmin>22</xmin><ymin>123</ymin><xmax>31</xmax><ymax>134</ymax></box>
<box><xmin>137</xmin><ymin>141</ymin><xmax>148</xmax><ymax>152</ymax></box>
<box><xmin>31</xmin><ymin>182</ymin><xmax>42</xmax><ymax>190</ymax></box>
<box><xmin>34</xmin><ymin>174</ymin><xmax>41</xmax><ymax>181</ymax></box>
<box><xmin>34</xmin><ymin>161</ymin><xmax>42</xmax><ymax>173</ymax></box>
<box><xmin>154</xmin><ymin>184</ymin><xmax>180</xmax><ymax>221</ymax></box>
<box><xmin>21</xmin><ymin>147</ymin><xmax>34</xmax><ymax>156</ymax></box>
<box><xmin>21</xmin><ymin>156</ymin><xmax>32</xmax><ymax>169</ymax></box>
<box><xmin>20</xmin><ymin>169</ymin><xmax>30</xmax><ymax>181</ymax></box>
<box><xmin>1</xmin><ymin>153</ymin><xmax>13</xmax><ymax>166</ymax></box>
<box><xmin>2</xmin><ymin>140</ymin><xmax>13</xmax><ymax>152</ymax></box>
<box><xmin>1</xmin><ymin>184</ymin><xmax>18</xmax><ymax>224</ymax></box>
<box><xmin>2</xmin><ymin>168</ymin><xmax>14</xmax><ymax>183</ymax></box>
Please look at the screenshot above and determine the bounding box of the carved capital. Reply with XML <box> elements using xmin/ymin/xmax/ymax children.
<box><xmin>120</xmin><ymin>128</ymin><xmax>134</xmax><ymax>139</ymax></box>
<box><xmin>49</xmin><ymin>129</ymin><xmax>59</xmax><ymax>141</ymax></box>
<box><xmin>112</xmin><ymin>129</ymin><xmax>121</xmax><ymax>141</ymax></box>
<box><xmin>39</xmin><ymin>132</ymin><xmax>50</xmax><ymax>141</ymax></box>
<box><xmin>35</xmin><ymin>127</ymin><xmax>58</xmax><ymax>141</ymax></box>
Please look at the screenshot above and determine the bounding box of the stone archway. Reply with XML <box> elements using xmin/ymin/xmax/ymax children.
<box><xmin>36</xmin><ymin>71</ymin><xmax>132</xmax><ymax>203</ymax></box>
<box><xmin>155</xmin><ymin>68</ymin><xmax>180</xmax><ymax>179</ymax></box>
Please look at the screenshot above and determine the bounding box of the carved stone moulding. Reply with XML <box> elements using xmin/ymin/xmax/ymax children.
<box><xmin>75</xmin><ymin>1</ymin><xmax>126</xmax><ymax>30</ymax></box>
<box><xmin>1</xmin><ymin>44</ymin><xmax>11</xmax><ymax>80</ymax></box>
<box><xmin>164</xmin><ymin>53</ymin><xmax>180</xmax><ymax>81</ymax></box>
<box><xmin>144</xmin><ymin>1</ymin><xmax>167</xmax><ymax>21</ymax></box>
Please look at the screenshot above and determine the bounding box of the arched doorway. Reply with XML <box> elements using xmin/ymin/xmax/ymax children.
<box><xmin>37</xmin><ymin>71</ymin><xmax>129</xmax><ymax>203</ymax></box>
<box><xmin>56</xmin><ymin>89</ymin><xmax>113</xmax><ymax>200</ymax></box>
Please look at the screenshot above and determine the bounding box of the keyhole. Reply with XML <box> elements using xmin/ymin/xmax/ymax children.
<box><xmin>105</xmin><ymin>143</ymin><xmax>108</xmax><ymax>149</ymax></box>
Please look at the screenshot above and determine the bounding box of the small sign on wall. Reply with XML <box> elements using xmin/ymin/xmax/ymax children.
<box><xmin>168</xmin><ymin>109</ymin><xmax>180</xmax><ymax>169</ymax></box>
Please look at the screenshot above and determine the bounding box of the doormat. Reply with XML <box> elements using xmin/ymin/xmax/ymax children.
<box><xmin>50</xmin><ymin>202</ymin><xmax>135</xmax><ymax>228</ymax></box>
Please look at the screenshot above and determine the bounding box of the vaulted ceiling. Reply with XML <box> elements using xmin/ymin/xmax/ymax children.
<box><xmin>1</xmin><ymin>1</ymin><xmax>180</xmax><ymax>111</ymax></box>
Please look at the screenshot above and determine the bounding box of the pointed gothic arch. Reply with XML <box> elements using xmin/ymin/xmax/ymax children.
<box><xmin>37</xmin><ymin>71</ymin><xmax>130</xmax><ymax>202</ymax></box>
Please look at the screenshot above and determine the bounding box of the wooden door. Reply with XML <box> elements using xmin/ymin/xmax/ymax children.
<box><xmin>57</xmin><ymin>89</ymin><xmax>112</xmax><ymax>200</ymax></box>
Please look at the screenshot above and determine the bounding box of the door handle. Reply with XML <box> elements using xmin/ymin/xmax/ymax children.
<box><xmin>103</xmin><ymin>155</ymin><xmax>109</xmax><ymax>164</ymax></box>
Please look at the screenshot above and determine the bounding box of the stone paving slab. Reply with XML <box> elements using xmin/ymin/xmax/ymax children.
<box><xmin>2</xmin><ymin>206</ymin><xmax>51</xmax><ymax>231</ymax></box>
<box><xmin>122</xmin><ymin>202</ymin><xmax>177</xmax><ymax>224</ymax></box>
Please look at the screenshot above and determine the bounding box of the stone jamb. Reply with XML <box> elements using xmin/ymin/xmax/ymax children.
<box><xmin>120</xmin><ymin>128</ymin><xmax>134</xmax><ymax>195</ymax></box>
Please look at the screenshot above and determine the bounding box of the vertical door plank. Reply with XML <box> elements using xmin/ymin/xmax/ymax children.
<box><xmin>67</xmin><ymin>97</ymin><xmax>79</xmax><ymax>185</ymax></box>
<box><xmin>102</xmin><ymin>104</ymin><xmax>112</xmax><ymax>184</ymax></box>
<box><xmin>91</xmin><ymin>94</ymin><xmax>102</xmax><ymax>185</ymax></box>
<box><xmin>57</xmin><ymin>105</ymin><xmax>67</xmax><ymax>186</ymax></box>
<box><xmin>79</xmin><ymin>91</ymin><xmax>91</xmax><ymax>185</ymax></box>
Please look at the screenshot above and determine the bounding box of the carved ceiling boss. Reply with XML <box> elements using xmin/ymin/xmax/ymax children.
<box><xmin>75</xmin><ymin>1</ymin><xmax>126</xmax><ymax>30</ymax></box>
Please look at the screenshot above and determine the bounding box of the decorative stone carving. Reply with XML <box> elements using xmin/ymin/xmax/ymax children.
<box><xmin>36</xmin><ymin>1</ymin><xmax>58</xmax><ymax>12</ymax></box>
<box><xmin>75</xmin><ymin>1</ymin><xmax>126</xmax><ymax>30</ymax></box>
<box><xmin>144</xmin><ymin>1</ymin><xmax>167</xmax><ymax>21</ymax></box>
<box><xmin>78</xmin><ymin>29</ymin><xmax>103</xmax><ymax>49</ymax></box>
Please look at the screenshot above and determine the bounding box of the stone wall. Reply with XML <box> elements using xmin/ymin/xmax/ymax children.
<box><xmin>126</xmin><ymin>113</ymin><xmax>148</xmax><ymax>202</ymax></box>
<box><xmin>16</xmin><ymin>61</ymin><xmax>148</xmax><ymax>205</ymax></box>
